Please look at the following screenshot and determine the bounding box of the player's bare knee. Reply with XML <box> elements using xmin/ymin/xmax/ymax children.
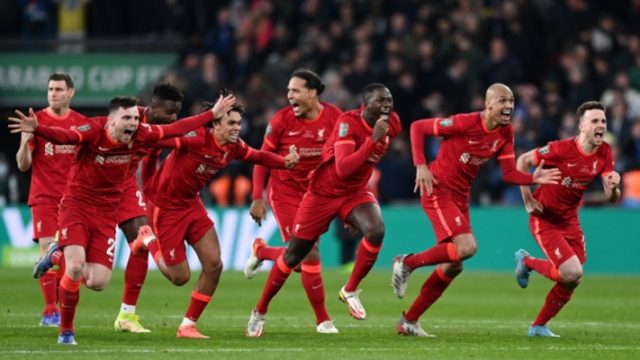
<box><xmin>85</xmin><ymin>279</ymin><xmax>107</xmax><ymax>291</ymax></box>
<box><xmin>65</xmin><ymin>261</ymin><xmax>84</xmax><ymax>278</ymax></box>
<box><xmin>559</xmin><ymin>268</ymin><xmax>583</xmax><ymax>285</ymax></box>
<box><xmin>170</xmin><ymin>272</ymin><xmax>190</xmax><ymax>286</ymax></box>
<box><xmin>203</xmin><ymin>258</ymin><xmax>223</xmax><ymax>275</ymax></box>
<box><xmin>457</xmin><ymin>242</ymin><xmax>477</xmax><ymax>260</ymax></box>
<box><xmin>363</xmin><ymin>226</ymin><xmax>385</xmax><ymax>246</ymax></box>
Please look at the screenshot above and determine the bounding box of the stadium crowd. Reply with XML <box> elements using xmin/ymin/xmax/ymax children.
<box><xmin>2</xmin><ymin>0</ymin><xmax>640</xmax><ymax>207</ymax></box>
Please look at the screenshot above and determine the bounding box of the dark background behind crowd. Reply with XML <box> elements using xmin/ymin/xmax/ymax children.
<box><xmin>1</xmin><ymin>0</ymin><xmax>640</xmax><ymax>208</ymax></box>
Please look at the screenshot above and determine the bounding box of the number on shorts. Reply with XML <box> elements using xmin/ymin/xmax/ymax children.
<box><xmin>136</xmin><ymin>190</ymin><xmax>147</xmax><ymax>208</ymax></box>
<box><xmin>106</xmin><ymin>238</ymin><xmax>115</xmax><ymax>258</ymax></box>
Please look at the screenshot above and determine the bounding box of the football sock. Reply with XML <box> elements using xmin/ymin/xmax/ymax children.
<box><xmin>257</xmin><ymin>244</ymin><xmax>285</xmax><ymax>261</ymax></box>
<box><xmin>532</xmin><ymin>283</ymin><xmax>574</xmax><ymax>326</ymax></box>
<box><xmin>301</xmin><ymin>260</ymin><xmax>330</xmax><ymax>324</ymax></box>
<box><xmin>403</xmin><ymin>243</ymin><xmax>459</xmax><ymax>271</ymax></box>
<box><xmin>59</xmin><ymin>274</ymin><xmax>81</xmax><ymax>333</ymax></box>
<box><xmin>404</xmin><ymin>267</ymin><xmax>454</xmax><ymax>322</ymax></box>
<box><xmin>256</xmin><ymin>254</ymin><xmax>293</xmax><ymax>314</ymax></box>
<box><xmin>524</xmin><ymin>257</ymin><xmax>559</xmax><ymax>281</ymax></box>
<box><xmin>147</xmin><ymin>240</ymin><xmax>162</xmax><ymax>264</ymax></box>
<box><xmin>122</xmin><ymin>250</ymin><xmax>149</xmax><ymax>307</ymax></box>
<box><xmin>344</xmin><ymin>237</ymin><xmax>381</xmax><ymax>292</ymax></box>
<box><xmin>184</xmin><ymin>290</ymin><xmax>212</xmax><ymax>323</ymax></box>
<box><xmin>40</xmin><ymin>271</ymin><xmax>58</xmax><ymax>313</ymax></box>
<box><xmin>51</xmin><ymin>250</ymin><xmax>63</xmax><ymax>266</ymax></box>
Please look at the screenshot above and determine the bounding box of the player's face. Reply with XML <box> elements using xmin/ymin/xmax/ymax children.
<box><xmin>365</xmin><ymin>88</ymin><xmax>393</xmax><ymax>120</ymax></box>
<box><xmin>109</xmin><ymin>106</ymin><xmax>140</xmax><ymax>144</ymax></box>
<box><xmin>47</xmin><ymin>80</ymin><xmax>74</xmax><ymax>111</ymax></box>
<box><xmin>150</xmin><ymin>100</ymin><xmax>182</xmax><ymax>124</ymax></box>
<box><xmin>579</xmin><ymin>109</ymin><xmax>607</xmax><ymax>147</ymax></box>
<box><xmin>214</xmin><ymin>110</ymin><xmax>242</xmax><ymax>144</ymax></box>
<box><xmin>486</xmin><ymin>90</ymin><xmax>514</xmax><ymax>126</ymax></box>
<box><xmin>287</xmin><ymin>77</ymin><xmax>315</xmax><ymax>118</ymax></box>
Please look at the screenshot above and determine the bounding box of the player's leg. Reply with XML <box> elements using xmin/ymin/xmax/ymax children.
<box><xmin>527</xmin><ymin>221</ymin><xmax>584</xmax><ymax>337</ymax></box>
<box><xmin>32</xmin><ymin>204</ymin><xmax>61</xmax><ymax>326</ymax></box>
<box><xmin>401</xmin><ymin>193</ymin><xmax>474</xmax><ymax>270</ymax></box>
<box><xmin>244</xmin><ymin>193</ymin><xmax>295</xmax><ymax>278</ymax></box>
<box><xmin>337</xmin><ymin>193</ymin><xmax>384</xmax><ymax>320</ymax></box>
<box><xmin>397</xmin><ymin>261</ymin><xmax>462</xmax><ymax>337</ymax></box>
<box><xmin>300</xmin><ymin>242</ymin><xmax>336</xmax><ymax>333</ymax></box>
<box><xmin>37</xmin><ymin>236</ymin><xmax>59</xmax><ymax>326</ymax></box>
<box><xmin>57</xmin><ymin>243</ymin><xmax>85</xmax><ymax>345</ymax></box>
<box><xmin>115</xmin><ymin>215</ymin><xmax>151</xmax><ymax>333</ymax></box>
<box><xmin>173</xmin><ymin>227</ymin><xmax>221</xmax><ymax>339</ymax></box>
<box><xmin>247</xmin><ymin>192</ymin><xmax>335</xmax><ymax>337</ymax></box>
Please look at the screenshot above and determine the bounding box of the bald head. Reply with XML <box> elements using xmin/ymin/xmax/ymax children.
<box><xmin>484</xmin><ymin>83</ymin><xmax>515</xmax><ymax>128</ymax></box>
<box><xmin>485</xmin><ymin>83</ymin><xmax>513</xmax><ymax>101</ymax></box>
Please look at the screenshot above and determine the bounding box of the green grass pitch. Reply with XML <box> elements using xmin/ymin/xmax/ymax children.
<box><xmin>0</xmin><ymin>267</ymin><xmax>638</xmax><ymax>359</ymax></box>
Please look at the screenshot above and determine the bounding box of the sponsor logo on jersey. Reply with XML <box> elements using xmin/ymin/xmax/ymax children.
<box><xmin>196</xmin><ymin>164</ymin><xmax>207</xmax><ymax>174</ymax></box>
<box><xmin>77</xmin><ymin>124</ymin><xmax>91</xmax><ymax>132</ymax></box>
<box><xmin>95</xmin><ymin>154</ymin><xmax>105</xmax><ymax>164</ymax></box>
<box><xmin>338</xmin><ymin>122</ymin><xmax>349</xmax><ymax>137</ymax></box>
<box><xmin>439</xmin><ymin>118</ymin><xmax>453</xmax><ymax>127</ymax></box>
<box><xmin>185</xmin><ymin>130</ymin><xmax>197</xmax><ymax>137</ymax></box>
<box><xmin>538</xmin><ymin>145</ymin><xmax>550</xmax><ymax>155</ymax></box>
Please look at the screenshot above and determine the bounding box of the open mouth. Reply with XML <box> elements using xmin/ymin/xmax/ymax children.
<box><xmin>123</xmin><ymin>128</ymin><xmax>135</xmax><ymax>136</ymax></box>
<box><xmin>594</xmin><ymin>130</ymin><xmax>604</xmax><ymax>140</ymax></box>
<box><xmin>291</xmin><ymin>102</ymin><xmax>300</xmax><ymax>112</ymax></box>
<box><xmin>501</xmin><ymin>109</ymin><xmax>512</xmax><ymax>118</ymax></box>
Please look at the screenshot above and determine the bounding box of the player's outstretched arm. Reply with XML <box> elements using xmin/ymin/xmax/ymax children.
<box><xmin>16</xmin><ymin>131</ymin><xmax>34</xmax><ymax>172</ymax></box>
<box><xmin>9</xmin><ymin>108</ymin><xmax>86</xmax><ymax>144</ymax></box>
<box><xmin>603</xmin><ymin>171</ymin><xmax>621</xmax><ymax>203</ymax></box>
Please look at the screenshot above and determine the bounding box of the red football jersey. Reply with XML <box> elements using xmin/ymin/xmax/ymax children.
<box><xmin>532</xmin><ymin>137</ymin><xmax>614</xmax><ymax>220</ymax></box>
<box><xmin>54</xmin><ymin>117</ymin><xmax>167</xmax><ymax>210</ymax></box>
<box><xmin>426</xmin><ymin>112</ymin><xmax>516</xmax><ymax>198</ymax></box>
<box><xmin>264</xmin><ymin>102</ymin><xmax>342</xmax><ymax>193</ymax></box>
<box><xmin>27</xmin><ymin>108</ymin><xmax>87</xmax><ymax>206</ymax></box>
<box><xmin>308</xmin><ymin>109</ymin><xmax>402</xmax><ymax>196</ymax></box>
<box><xmin>145</xmin><ymin>129</ymin><xmax>252</xmax><ymax>209</ymax></box>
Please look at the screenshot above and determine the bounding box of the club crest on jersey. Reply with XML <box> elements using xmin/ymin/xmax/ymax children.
<box><xmin>591</xmin><ymin>160</ymin><xmax>598</xmax><ymax>174</ymax></box>
<box><xmin>44</xmin><ymin>142</ymin><xmax>54</xmax><ymax>156</ymax></box>
<box><xmin>338</xmin><ymin>122</ymin><xmax>349</xmax><ymax>137</ymax></box>
<box><xmin>538</xmin><ymin>145</ymin><xmax>550</xmax><ymax>155</ymax></box>
<box><xmin>265</xmin><ymin>124</ymin><xmax>272</xmax><ymax>136</ymax></box>
<box><xmin>439</xmin><ymin>118</ymin><xmax>453</xmax><ymax>127</ymax></box>
<box><xmin>316</xmin><ymin>128</ymin><xmax>326</xmax><ymax>142</ymax></box>
<box><xmin>77</xmin><ymin>124</ymin><xmax>91</xmax><ymax>132</ymax></box>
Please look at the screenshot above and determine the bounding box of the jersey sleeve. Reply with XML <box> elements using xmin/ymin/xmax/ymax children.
<box><xmin>531</xmin><ymin>140</ymin><xmax>561</xmax><ymax>166</ymax></box>
<box><xmin>35</xmin><ymin>120</ymin><xmax>100</xmax><ymax>144</ymax></box>
<box><xmin>263</xmin><ymin>112</ymin><xmax>284</xmax><ymax>151</ymax></box>
<box><xmin>497</xmin><ymin>127</ymin><xmax>516</xmax><ymax>161</ymax></box>
<box><xmin>334</xmin><ymin>116</ymin><xmax>375</xmax><ymax>177</ymax></box>
<box><xmin>600</xmin><ymin>146</ymin><xmax>615</xmax><ymax>177</ymax></box>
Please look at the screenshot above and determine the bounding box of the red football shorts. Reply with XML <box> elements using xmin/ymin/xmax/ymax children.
<box><xmin>268</xmin><ymin>186</ymin><xmax>306</xmax><ymax>242</ymax></box>
<box><xmin>292</xmin><ymin>189</ymin><xmax>377</xmax><ymax>241</ymax></box>
<box><xmin>31</xmin><ymin>202</ymin><xmax>60</xmax><ymax>241</ymax></box>
<box><xmin>529</xmin><ymin>216</ymin><xmax>586</xmax><ymax>267</ymax></box>
<box><xmin>421</xmin><ymin>186</ymin><xmax>471</xmax><ymax>243</ymax></box>
<box><xmin>58</xmin><ymin>198</ymin><xmax>118</xmax><ymax>269</ymax></box>
<box><xmin>149</xmin><ymin>200</ymin><xmax>213</xmax><ymax>266</ymax></box>
<box><xmin>116</xmin><ymin>179</ymin><xmax>147</xmax><ymax>224</ymax></box>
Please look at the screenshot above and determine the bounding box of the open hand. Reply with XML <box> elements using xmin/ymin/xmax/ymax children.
<box><xmin>532</xmin><ymin>160</ymin><xmax>562</xmax><ymax>185</ymax></box>
<box><xmin>8</xmin><ymin>108</ymin><xmax>38</xmax><ymax>134</ymax></box>
<box><xmin>413</xmin><ymin>164</ymin><xmax>438</xmax><ymax>196</ymax></box>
